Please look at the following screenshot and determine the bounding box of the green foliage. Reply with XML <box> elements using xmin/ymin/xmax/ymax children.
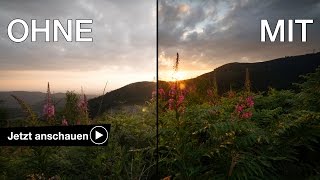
<box><xmin>295</xmin><ymin>66</ymin><xmax>320</xmax><ymax>111</ymax></box>
<box><xmin>0</xmin><ymin>100</ymin><xmax>8</xmax><ymax>128</ymax></box>
<box><xmin>63</xmin><ymin>91</ymin><xmax>81</xmax><ymax>125</ymax></box>
<box><xmin>158</xmin><ymin>67</ymin><xmax>320</xmax><ymax>179</ymax></box>
<box><xmin>0</xmin><ymin>98</ymin><xmax>156</xmax><ymax>179</ymax></box>
<box><xmin>11</xmin><ymin>94</ymin><xmax>38</xmax><ymax>126</ymax></box>
<box><xmin>2</xmin><ymin>67</ymin><xmax>320</xmax><ymax>179</ymax></box>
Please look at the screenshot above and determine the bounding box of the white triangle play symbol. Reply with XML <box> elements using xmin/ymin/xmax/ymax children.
<box><xmin>95</xmin><ymin>131</ymin><xmax>103</xmax><ymax>140</ymax></box>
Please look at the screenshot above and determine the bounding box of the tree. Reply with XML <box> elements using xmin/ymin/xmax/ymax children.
<box><xmin>296</xmin><ymin>66</ymin><xmax>320</xmax><ymax>111</ymax></box>
<box><xmin>63</xmin><ymin>91</ymin><xmax>81</xmax><ymax>125</ymax></box>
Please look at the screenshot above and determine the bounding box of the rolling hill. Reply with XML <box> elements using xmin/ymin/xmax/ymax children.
<box><xmin>161</xmin><ymin>52</ymin><xmax>320</xmax><ymax>95</ymax></box>
<box><xmin>1</xmin><ymin>53</ymin><xmax>319</xmax><ymax>119</ymax></box>
<box><xmin>88</xmin><ymin>81</ymin><xmax>155</xmax><ymax>118</ymax></box>
<box><xmin>0</xmin><ymin>91</ymin><xmax>66</xmax><ymax>108</ymax></box>
<box><xmin>0</xmin><ymin>91</ymin><xmax>96</xmax><ymax>119</ymax></box>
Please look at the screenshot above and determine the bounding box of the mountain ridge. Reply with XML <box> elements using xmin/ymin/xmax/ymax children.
<box><xmin>175</xmin><ymin>52</ymin><xmax>320</xmax><ymax>94</ymax></box>
<box><xmin>1</xmin><ymin>53</ymin><xmax>319</xmax><ymax>118</ymax></box>
<box><xmin>88</xmin><ymin>81</ymin><xmax>155</xmax><ymax>117</ymax></box>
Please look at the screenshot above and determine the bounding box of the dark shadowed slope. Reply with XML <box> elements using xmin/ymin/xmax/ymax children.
<box><xmin>162</xmin><ymin>52</ymin><xmax>320</xmax><ymax>95</ymax></box>
<box><xmin>88</xmin><ymin>81</ymin><xmax>155</xmax><ymax>118</ymax></box>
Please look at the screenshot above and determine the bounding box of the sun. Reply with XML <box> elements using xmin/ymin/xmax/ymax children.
<box><xmin>172</xmin><ymin>71</ymin><xmax>186</xmax><ymax>81</ymax></box>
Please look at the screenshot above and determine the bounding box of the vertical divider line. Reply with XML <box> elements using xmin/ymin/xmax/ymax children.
<box><xmin>156</xmin><ymin>0</ymin><xmax>159</xmax><ymax>178</ymax></box>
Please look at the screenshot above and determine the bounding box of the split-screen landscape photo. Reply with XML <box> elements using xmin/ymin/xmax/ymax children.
<box><xmin>1</xmin><ymin>0</ymin><xmax>320</xmax><ymax>179</ymax></box>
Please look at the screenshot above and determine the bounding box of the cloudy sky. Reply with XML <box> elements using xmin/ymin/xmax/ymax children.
<box><xmin>0</xmin><ymin>0</ymin><xmax>156</xmax><ymax>94</ymax></box>
<box><xmin>159</xmin><ymin>0</ymin><xmax>320</xmax><ymax>81</ymax></box>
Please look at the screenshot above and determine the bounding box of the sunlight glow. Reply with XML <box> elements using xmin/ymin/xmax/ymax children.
<box><xmin>179</xmin><ymin>83</ymin><xmax>186</xmax><ymax>90</ymax></box>
<box><xmin>159</xmin><ymin>69</ymin><xmax>212</xmax><ymax>82</ymax></box>
<box><xmin>172</xmin><ymin>71</ymin><xmax>186</xmax><ymax>81</ymax></box>
<box><xmin>0</xmin><ymin>69</ymin><xmax>154</xmax><ymax>94</ymax></box>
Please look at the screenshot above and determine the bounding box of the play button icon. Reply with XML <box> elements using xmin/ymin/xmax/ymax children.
<box><xmin>90</xmin><ymin>126</ymin><xmax>109</xmax><ymax>145</ymax></box>
<box><xmin>95</xmin><ymin>131</ymin><xmax>103</xmax><ymax>140</ymax></box>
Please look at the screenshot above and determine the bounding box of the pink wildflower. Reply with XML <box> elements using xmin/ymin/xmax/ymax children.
<box><xmin>78</xmin><ymin>93</ymin><xmax>88</xmax><ymax>113</ymax></box>
<box><xmin>43</xmin><ymin>82</ymin><xmax>55</xmax><ymax>118</ymax></box>
<box><xmin>44</xmin><ymin>105</ymin><xmax>55</xmax><ymax>118</ymax></box>
<box><xmin>151</xmin><ymin>90</ymin><xmax>156</xmax><ymax>99</ymax></box>
<box><xmin>234</xmin><ymin>96</ymin><xmax>254</xmax><ymax>119</ymax></box>
<box><xmin>169</xmin><ymin>85</ymin><xmax>177</xmax><ymax>97</ymax></box>
<box><xmin>158</xmin><ymin>88</ymin><xmax>165</xmax><ymax>97</ymax></box>
<box><xmin>62</xmin><ymin>118</ymin><xmax>68</xmax><ymax>126</ymax></box>
<box><xmin>241</xmin><ymin>111</ymin><xmax>252</xmax><ymax>119</ymax></box>
<box><xmin>168</xmin><ymin>98</ymin><xmax>175</xmax><ymax>110</ymax></box>
<box><xmin>246</xmin><ymin>96</ymin><xmax>254</xmax><ymax>107</ymax></box>
<box><xmin>177</xmin><ymin>95</ymin><xmax>185</xmax><ymax>106</ymax></box>
<box><xmin>169</xmin><ymin>89</ymin><xmax>176</xmax><ymax>97</ymax></box>
<box><xmin>236</xmin><ymin>104</ymin><xmax>244</xmax><ymax>113</ymax></box>
<box><xmin>152</xmin><ymin>88</ymin><xmax>166</xmax><ymax>100</ymax></box>
<box><xmin>207</xmin><ymin>89</ymin><xmax>213</xmax><ymax>97</ymax></box>
<box><xmin>166</xmin><ymin>84</ymin><xmax>187</xmax><ymax>113</ymax></box>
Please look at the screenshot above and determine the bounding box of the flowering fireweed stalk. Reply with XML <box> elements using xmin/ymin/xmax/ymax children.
<box><xmin>152</xmin><ymin>88</ymin><xmax>165</xmax><ymax>100</ymax></box>
<box><xmin>232</xmin><ymin>68</ymin><xmax>254</xmax><ymax>119</ymax></box>
<box><xmin>167</xmin><ymin>52</ymin><xmax>188</xmax><ymax>120</ymax></box>
<box><xmin>234</xmin><ymin>96</ymin><xmax>254</xmax><ymax>119</ymax></box>
<box><xmin>78</xmin><ymin>93</ymin><xmax>88</xmax><ymax>113</ymax></box>
<box><xmin>167</xmin><ymin>84</ymin><xmax>187</xmax><ymax>121</ymax></box>
<box><xmin>77</xmin><ymin>88</ymin><xmax>89</xmax><ymax>125</ymax></box>
<box><xmin>64</xmin><ymin>90</ymin><xmax>90</xmax><ymax>125</ymax></box>
<box><xmin>4</xmin><ymin>83</ymin><xmax>157</xmax><ymax>179</ymax></box>
<box><xmin>43</xmin><ymin>82</ymin><xmax>55</xmax><ymax>121</ymax></box>
<box><xmin>156</xmin><ymin>84</ymin><xmax>187</xmax><ymax>120</ymax></box>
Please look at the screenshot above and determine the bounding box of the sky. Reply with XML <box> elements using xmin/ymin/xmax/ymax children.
<box><xmin>0</xmin><ymin>0</ymin><xmax>156</xmax><ymax>94</ymax></box>
<box><xmin>159</xmin><ymin>0</ymin><xmax>320</xmax><ymax>81</ymax></box>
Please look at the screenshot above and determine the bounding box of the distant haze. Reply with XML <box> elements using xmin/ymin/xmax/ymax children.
<box><xmin>0</xmin><ymin>0</ymin><xmax>156</xmax><ymax>94</ymax></box>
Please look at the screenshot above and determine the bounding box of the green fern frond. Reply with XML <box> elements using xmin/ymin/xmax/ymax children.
<box><xmin>11</xmin><ymin>94</ymin><xmax>37</xmax><ymax>126</ymax></box>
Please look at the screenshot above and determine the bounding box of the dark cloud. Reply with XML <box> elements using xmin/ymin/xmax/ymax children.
<box><xmin>159</xmin><ymin>0</ymin><xmax>320</xmax><ymax>75</ymax></box>
<box><xmin>0</xmin><ymin>0</ymin><xmax>156</xmax><ymax>71</ymax></box>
